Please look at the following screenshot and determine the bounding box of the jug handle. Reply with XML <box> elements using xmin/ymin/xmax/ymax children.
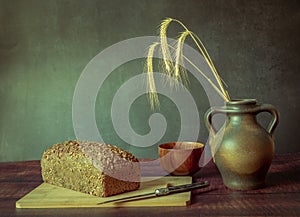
<box><xmin>205</xmin><ymin>107</ymin><xmax>222</xmax><ymax>136</ymax></box>
<box><xmin>254</xmin><ymin>104</ymin><xmax>280</xmax><ymax>138</ymax></box>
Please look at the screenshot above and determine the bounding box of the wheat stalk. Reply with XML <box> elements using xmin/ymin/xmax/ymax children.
<box><xmin>173</xmin><ymin>19</ymin><xmax>230</xmax><ymax>101</ymax></box>
<box><xmin>191</xmin><ymin>32</ymin><xmax>230</xmax><ymax>100</ymax></box>
<box><xmin>146</xmin><ymin>18</ymin><xmax>231</xmax><ymax>109</ymax></box>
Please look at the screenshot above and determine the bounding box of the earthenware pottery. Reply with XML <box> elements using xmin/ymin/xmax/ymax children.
<box><xmin>205</xmin><ymin>99</ymin><xmax>279</xmax><ymax>190</ymax></box>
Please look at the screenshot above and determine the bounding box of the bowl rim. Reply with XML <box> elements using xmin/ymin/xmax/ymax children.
<box><xmin>159</xmin><ymin>141</ymin><xmax>204</xmax><ymax>150</ymax></box>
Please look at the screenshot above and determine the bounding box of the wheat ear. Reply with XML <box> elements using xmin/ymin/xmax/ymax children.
<box><xmin>160</xmin><ymin>18</ymin><xmax>173</xmax><ymax>76</ymax></box>
<box><xmin>174</xmin><ymin>30</ymin><xmax>190</xmax><ymax>87</ymax></box>
<box><xmin>146</xmin><ymin>42</ymin><xmax>160</xmax><ymax>110</ymax></box>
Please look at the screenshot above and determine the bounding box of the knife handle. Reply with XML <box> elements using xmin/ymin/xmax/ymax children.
<box><xmin>154</xmin><ymin>180</ymin><xmax>209</xmax><ymax>196</ymax></box>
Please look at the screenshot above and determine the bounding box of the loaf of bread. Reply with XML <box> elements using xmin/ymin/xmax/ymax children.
<box><xmin>41</xmin><ymin>140</ymin><xmax>140</xmax><ymax>197</ymax></box>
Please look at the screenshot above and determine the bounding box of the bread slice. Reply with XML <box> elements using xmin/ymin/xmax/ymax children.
<box><xmin>41</xmin><ymin>140</ymin><xmax>140</xmax><ymax>197</ymax></box>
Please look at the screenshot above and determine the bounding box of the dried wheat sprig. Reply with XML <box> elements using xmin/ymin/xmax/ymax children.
<box><xmin>146</xmin><ymin>43</ymin><xmax>229</xmax><ymax>108</ymax></box>
<box><xmin>169</xmin><ymin>18</ymin><xmax>230</xmax><ymax>102</ymax></box>
<box><xmin>146</xmin><ymin>42</ymin><xmax>160</xmax><ymax>110</ymax></box>
<box><xmin>146</xmin><ymin>18</ymin><xmax>231</xmax><ymax>109</ymax></box>
<box><xmin>160</xmin><ymin>18</ymin><xmax>173</xmax><ymax>76</ymax></box>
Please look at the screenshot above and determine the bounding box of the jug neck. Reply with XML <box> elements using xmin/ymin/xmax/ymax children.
<box><xmin>224</xmin><ymin>99</ymin><xmax>258</xmax><ymax>124</ymax></box>
<box><xmin>226</xmin><ymin>112</ymin><xmax>257</xmax><ymax>124</ymax></box>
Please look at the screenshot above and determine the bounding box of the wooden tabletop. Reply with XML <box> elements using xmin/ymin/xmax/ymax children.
<box><xmin>1</xmin><ymin>153</ymin><xmax>299</xmax><ymax>216</ymax></box>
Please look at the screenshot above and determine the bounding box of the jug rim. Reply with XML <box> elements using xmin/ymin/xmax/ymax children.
<box><xmin>226</xmin><ymin>99</ymin><xmax>257</xmax><ymax>105</ymax></box>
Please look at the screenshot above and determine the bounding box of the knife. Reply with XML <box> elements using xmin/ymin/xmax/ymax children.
<box><xmin>97</xmin><ymin>180</ymin><xmax>209</xmax><ymax>205</ymax></box>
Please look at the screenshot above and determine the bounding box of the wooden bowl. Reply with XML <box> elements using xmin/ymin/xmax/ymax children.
<box><xmin>158</xmin><ymin>142</ymin><xmax>204</xmax><ymax>176</ymax></box>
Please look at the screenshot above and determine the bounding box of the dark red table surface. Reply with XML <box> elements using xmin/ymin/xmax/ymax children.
<box><xmin>0</xmin><ymin>153</ymin><xmax>299</xmax><ymax>217</ymax></box>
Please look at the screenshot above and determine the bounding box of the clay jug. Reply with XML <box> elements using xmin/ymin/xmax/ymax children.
<box><xmin>205</xmin><ymin>99</ymin><xmax>279</xmax><ymax>190</ymax></box>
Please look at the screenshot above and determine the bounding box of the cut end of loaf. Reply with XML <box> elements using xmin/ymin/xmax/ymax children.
<box><xmin>41</xmin><ymin>140</ymin><xmax>140</xmax><ymax>197</ymax></box>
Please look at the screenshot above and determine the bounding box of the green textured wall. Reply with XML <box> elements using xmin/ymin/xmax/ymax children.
<box><xmin>0</xmin><ymin>0</ymin><xmax>299</xmax><ymax>162</ymax></box>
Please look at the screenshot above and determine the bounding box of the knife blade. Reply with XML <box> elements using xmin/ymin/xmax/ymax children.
<box><xmin>97</xmin><ymin>180</ymin><xmax>209</xmax><ymax>205</ymax></box>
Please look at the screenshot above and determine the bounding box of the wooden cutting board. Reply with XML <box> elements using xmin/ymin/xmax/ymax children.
<box><xmin>16</xmin><ymin>176</ymin><xmax>192</xmax><ymax>208</ymax></box>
